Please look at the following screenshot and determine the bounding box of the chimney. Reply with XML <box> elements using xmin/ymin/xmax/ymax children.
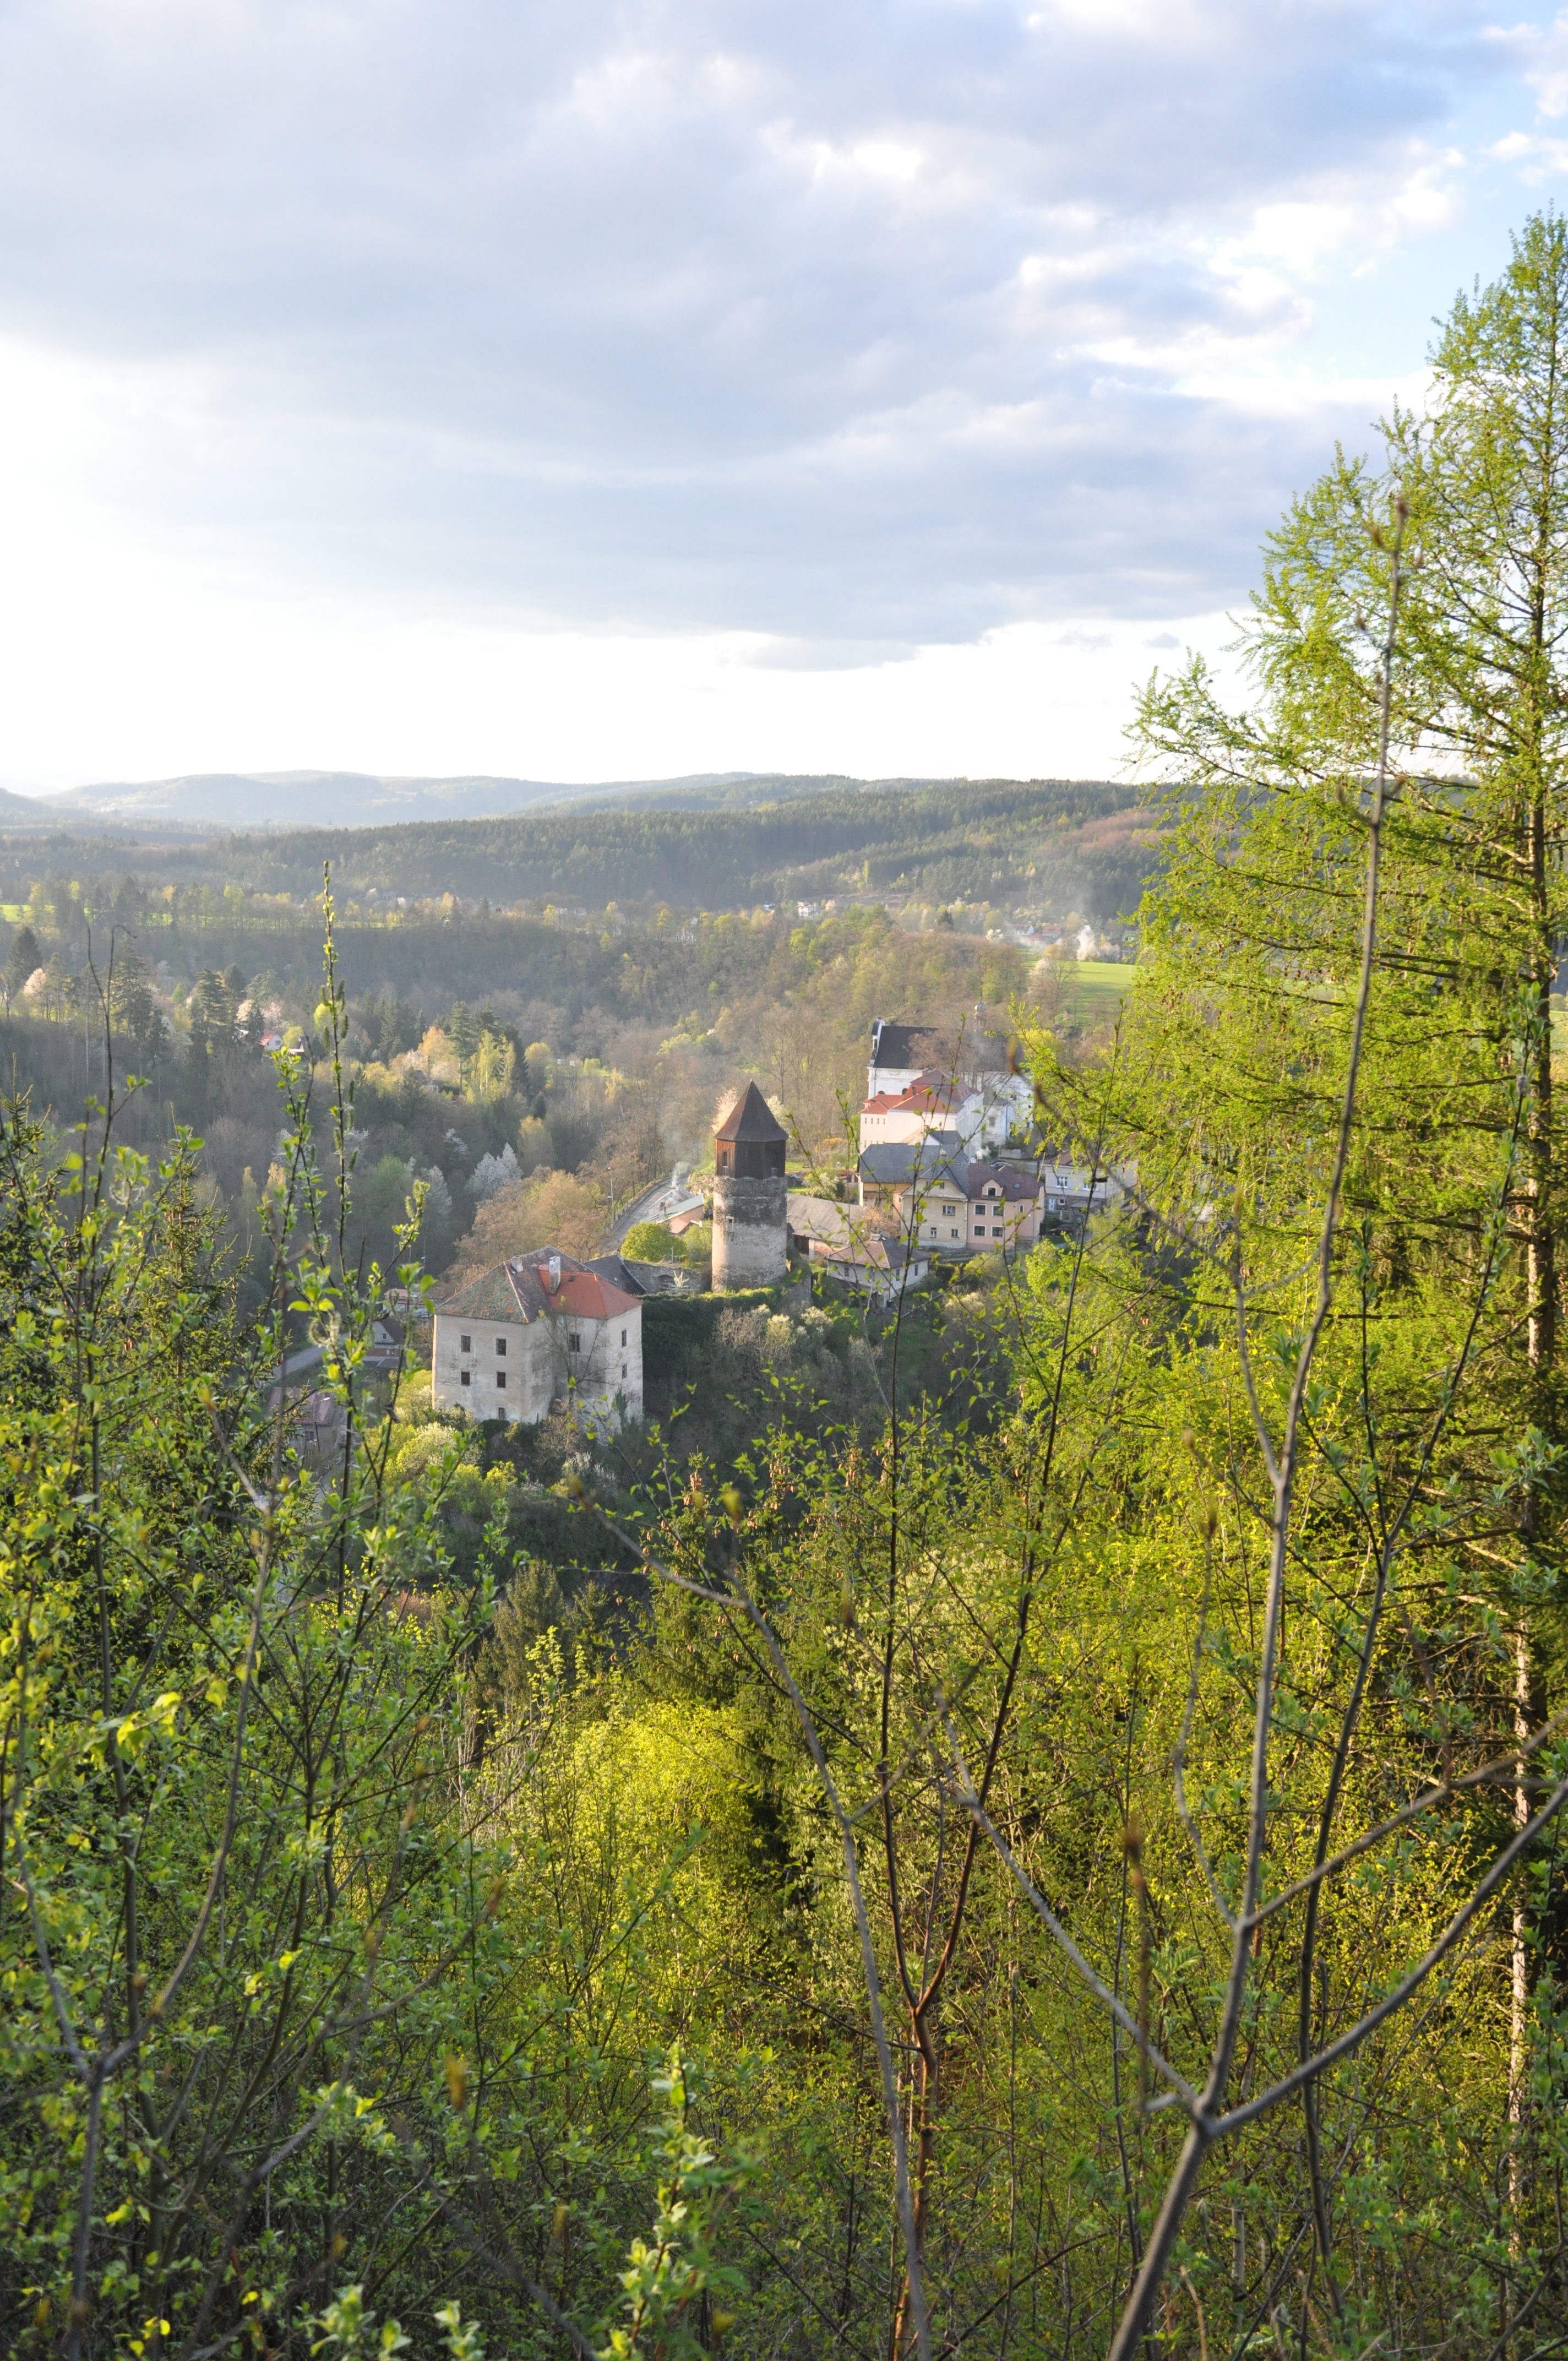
<box><xmin>548</xmin><ymin>1252</ymin><xmax>561</xmax><ymax>1293</ymax></box>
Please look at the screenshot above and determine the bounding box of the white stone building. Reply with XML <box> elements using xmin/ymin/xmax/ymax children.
<box><xmin>863</xmin><ymin>1018</ymin><xmax>1032</xmax><ymax>1154</ymax></box>
<box><xmin>432</xmin><ymin>1248</ymin><xmax>643</xmax><ymax>1432</ymax></box>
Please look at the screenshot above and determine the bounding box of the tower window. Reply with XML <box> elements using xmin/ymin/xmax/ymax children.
<box><xmin>460</xmin><ymin>1369</ymin><xmax>471</xmax><ymax>1386</ymax></box>
<box><xmin>569</xmin><ymin>1333</ymin><xmax>580</xmax><ymax>1352</ymax></box>
<box><xmin>620</xmin><ymin>1329</ymin><xmax>627</xmax><ymax>1346</ymax></box>
<box><xmin>496</xmin><ymin>1336</ymin><xmax>506</xmax><ymax>1356</ymax></box>
<box><xmin>496</xmin><ymin>1369</ymin><xmax>507</xmax><ymax>1388</ymax></box>
<box><xmin>460</xmin><ymin>1334</ymin><xmax>471</xmax><ymax>1353</ymax></box>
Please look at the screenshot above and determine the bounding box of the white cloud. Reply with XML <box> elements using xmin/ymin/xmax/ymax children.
<box><xmin>0</xmin><ymin>0</ymin><xmax>1559</xmax><ymax>777</ymax></box>
<box><xmin>1515</xmin><ymin>6</ymin><xmax>1568</xmax><ymax>115</ymax></box>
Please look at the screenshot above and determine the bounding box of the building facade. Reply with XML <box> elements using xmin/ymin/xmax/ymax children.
<box><xmin>962</xmin><ymin>1160</ymin><xmax>1044</xmax><ymax>1251</ymax></box>
<box><xmin>432</xmin><ymin>1248</ymin><xmax>643</xmax><ymax>1431</ymax></box>
<box><xmin>863</xmin><ymin>1018</ymin><xmax>1032</xmax><ymax>1154</ymax></box>
<box><xmin>712</xmin><ymin>1081</ymin><xmax>790</xmax><ymax>1290</ymax></box>
<box><xmin>859</xmin><ymin>1071</ymin><xmax>966</xmax><ymax>1147</ymax></box>
<box><xmin>808</xmin><ymin>1230</ymin><xmax>930</xmax><ymax>1301</ymax></box>
<box><xmin>857</xmin><ymin>1138</ymin><xmax>1046</xmax><ymax>1256</ymax></box>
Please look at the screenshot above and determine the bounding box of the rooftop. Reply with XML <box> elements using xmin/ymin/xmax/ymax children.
<box><xmin>438</xmin><ymin>1247</ymin><xmax>640</xmax><ymax>1324</ymax></box>
<box><xmin>869</xmin><ymin>1015</ymin><xmax>1015</xmax><ymax>1076</ymax></box>
<box><xmin>862</xmin><ymin>1068</ymin><xmax>962</xmax><ymax>1117</ymax></box>
<box><xmin>811</xmin><ymin>1232</ymin><xmax>927</xmax><ymax>1273</ymax></box>
<box><xmin>858</xmin><ymin>1135</ymin><xmax>970</xmax><ymax>1188</ymax></box>
<box><xmin>715</xmin><ymin>1080</ymin><xmax>788</xmax><ymax>1144</ymax></box>
<box><xmin>870</xmin><ymin>1019</ymin><xmax>942</xmax><ymax>1073</ymax></box>
<box><xmin>965</xmin><ymin>1160</ymin><xmax>1041</xmax><ymax>1203</ymax></box>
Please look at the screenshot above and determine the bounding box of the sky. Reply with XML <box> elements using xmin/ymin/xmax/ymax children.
<box><xmin>5</xmin><ymin>0</ymin><xmax>1568</xmax><ymax>791</ymax></box>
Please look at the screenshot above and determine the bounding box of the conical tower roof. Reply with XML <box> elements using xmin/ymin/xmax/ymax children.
<box><xmin>715</xmin><ymin>1080</ymin><xmax>787</xmax><ymax>1145</ymax></box>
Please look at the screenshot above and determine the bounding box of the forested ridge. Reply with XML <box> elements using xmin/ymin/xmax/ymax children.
<box><xmin>9</xmin><ymin>216</ymin><xmax>1568</xmax><ymax>2361</ymax></box>
<box><xmin>202</xmin><ymin>777</ymin><xmax>1146</xmax><ymax>914</ymax></box>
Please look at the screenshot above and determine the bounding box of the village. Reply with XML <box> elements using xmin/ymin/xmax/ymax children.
<box><xmin>425</xmin><ymin>1016</ymin><xmax>1120</xmax><ymax>1435</ymax></box>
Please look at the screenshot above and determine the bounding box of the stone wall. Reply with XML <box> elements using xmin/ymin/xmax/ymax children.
<box><xmin>432</xmin><ymin>1314</ymin><xmax>555</xmax><ymax>1423</ymax></box>
<box><xmin>712</xmin><ymin>1172</ymin><xmax>788</xmax><ymax>1290</ymax></box>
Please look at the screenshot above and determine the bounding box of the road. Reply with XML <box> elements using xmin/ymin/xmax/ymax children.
<box><xmin>601</xmin><ymin>1173</ymin><xmax>704</xmax><ymax>1254</ymax></box>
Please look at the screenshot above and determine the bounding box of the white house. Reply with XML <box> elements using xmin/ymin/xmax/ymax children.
<box><xmin>859</xmin><ymin>1071</ymin><xmax>967</xmax><ymax>1149</ymax></box>
<box><xmin>432</xmin><ymin>1248</ymin><xmax>643</xmax><ymax>1432</ymax></box>
<box><xmin>863</xmin><ymin>1018</ymin><xmax>1033</xmax><ymax>1154</ymax></box>
<box><xmin>1038</xmin><ymin>1154</ymin><xmax>1127</xmax><ymax>1223</ymax></box>
<box><xmin>859</xmin><ymin>1068</ymin><xmax>1028</xmax><ymax>1156</ymax></box>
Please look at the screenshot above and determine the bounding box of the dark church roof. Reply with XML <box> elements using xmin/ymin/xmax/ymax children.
<box><xmin>714</xmin><ymin>1081</ymin><xmax>787</xmax><ymax>1144</ymax></box>
<box><xmin>870</xmin><ymin>1016</ymin><xmax>1011</xmax><ymax>1076</ymax></box>
<box><xmin>870</xmin><ymin>1019</ymin><xmax>942</xmax><ymax>1073</ymax></box>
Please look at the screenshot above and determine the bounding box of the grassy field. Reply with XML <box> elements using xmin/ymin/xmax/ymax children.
<box><xmin>1057</xmin><ymin>959</ymin><xmax>1136</xmax><ymax>1022</ymax></box>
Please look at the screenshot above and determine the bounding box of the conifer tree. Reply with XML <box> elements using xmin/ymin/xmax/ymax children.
<box><xmin>1109</xmin><ymin>206</ymin><xmax>1568</xmax><ymax>2327</ymax></box>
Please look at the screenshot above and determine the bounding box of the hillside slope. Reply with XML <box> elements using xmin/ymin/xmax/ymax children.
<box><xmin>206</xmin><ymin>777</ymin><xmax>1153</xmax><ymax>918</ymax></box>
<box><xmin>41</xmin><ymin>768</ymin><xmax>770</xmax><ymax>831</ymax></box>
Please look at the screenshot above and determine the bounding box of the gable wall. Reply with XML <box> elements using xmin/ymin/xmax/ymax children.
<box><xmin>433</xmin><ymin>1313</ymin><xmax>555</xmax><ymax>1423</ymax></box>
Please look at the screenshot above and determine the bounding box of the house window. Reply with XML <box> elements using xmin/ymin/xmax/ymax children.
<box><xmin>621</xmin><ymin>1329</ymin><xmax>627</xmax><ymax>1346</ymax></box>
<box><xmin>460</xmin><ymin>1334</ymin><xmax>471</xmax><ymax>1353</ymax></box>
<box><xmin>496</xmin><ymin>1336</ymin><xmax>506</xmax><ymax>1356</ymax></box>
<box><xmin>569</xmin><ymin>1333</ymin><xmax>581</xmax><ymax>1352</ymax></box>
<box><xmin>496</xmin><ymin>1369</ymin><xmax>507</xmax><ymax>1389</ymax></box>
<box><xmin>460</xmin><ymin>1369</ymin><xmax>471</xmax><ymax>1387</ymax></box>
<box><xmin>621</xmin><ymin>1362</ymin><xmax>627</xmax><ymax>1380</ymax></box>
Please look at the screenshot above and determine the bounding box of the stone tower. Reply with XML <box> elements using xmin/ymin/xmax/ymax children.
<box><xmin>712</xmin><ymin>1082</ymin><xmax>789</xmax><ymax>1290</ymax></box>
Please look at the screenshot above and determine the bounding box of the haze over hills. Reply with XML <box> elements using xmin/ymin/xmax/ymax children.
<box><xmin>20</xmin><ymin>768</ymin><xmax>1049</xmax><ymax>834</ymax></box>
<box><xmin>0</xmin><ymin>782</ymin><xmax>102</xmax><ymax>830</ymax></box>
<box><xmin>202</xmin><ymin>777</ymin><xmax>1148</xmax><ymax>919</ymax></box>
<box><xmin>0</xmin><ymin>771</ymin><xmax>1151</xmax><ymax>921</ymax></box>
<box><xmin>34</xmin><ymin>769</ymin><xmax>784</xmax><ymax>833</ymax></box>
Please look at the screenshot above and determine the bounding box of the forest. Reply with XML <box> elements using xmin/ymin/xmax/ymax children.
<box><xmin>0</xmin><ymin>775</ymin><xmax>1154</xmax><ymax>928</ymax></box>
<box><xmin>0</xmin><ymin>895</ymin><xmax>1053</xmax><ymax>1312</ymax></box>
<box><xmin>7</xmin><ymin>215</ymin><xmax>1568</xmax><ymax>2361</ymax></box>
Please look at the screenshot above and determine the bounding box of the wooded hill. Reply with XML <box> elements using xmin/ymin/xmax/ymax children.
<box><xmin>199</xmin><ymin>776</ymin><xmax>1151</xmax><ymax>916</ymax></box>
<box><xmin>13</xmin><ymin>215</ymin><xmax>1568</xmax><ymax>2361</ymax></box>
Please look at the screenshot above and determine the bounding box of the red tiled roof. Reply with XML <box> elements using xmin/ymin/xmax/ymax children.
<box><xmin>862</xmin><ymin>1069</ymin><xmax>959</xmax><ymax>1117</ymax></box>
<box><xmin>438</xmin><ymin>1248</ymin><xmax>639</xmax><ymax>1324</ymax></box>
<box><xmin>549</xmin><ymin>1269</ymin><xmax>640</xmax><ymax>1319</ymax></box>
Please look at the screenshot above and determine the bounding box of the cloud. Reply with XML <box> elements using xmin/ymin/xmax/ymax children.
<box><xmin>0</xmin><ymin>0</ymin><xmax>1540</xmax><ymax>650</ymax></box>
<box><xmin>743</xmin><ymin>637</ymin><xmax>920</xmax><ymax>671</ymax></box>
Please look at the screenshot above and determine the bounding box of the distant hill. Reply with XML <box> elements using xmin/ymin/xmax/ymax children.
<box><xmin>0</xmin><ymin>783</ymin><xmax>102</xmax><ymax>830</ymax></box>
<box><xmin>39</xmin><ymin>769</ymin><xmax>782</xmax><ymax>831</ymax></box>
<box><xmin>203</xmin><ymin>777</ymin><xmax>1157</xmax><ymax>920</ymax></box>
